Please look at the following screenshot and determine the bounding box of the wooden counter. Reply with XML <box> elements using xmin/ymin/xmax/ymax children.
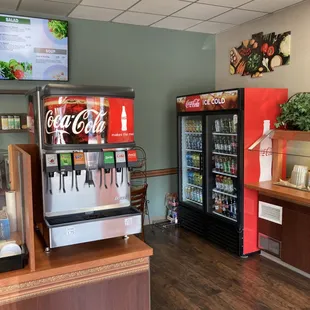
<box><xmin>245</xmin><ymin>181</ymin><xmax>310</xmax><ymax>207</ymax></box>
<box><xmin>245</xmin><ymin>181</ymin><xmax>310</xmax><ymax>276</ymax></box>
<box><xmin>0</xmin><ymin>235</ymin><xmax>153</xmax><ymax>310</ymax></box>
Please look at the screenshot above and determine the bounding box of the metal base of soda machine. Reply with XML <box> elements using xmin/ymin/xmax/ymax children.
<box><xmin>43</xmin><ymin>207</ymin><xmax>142</xmax><ymax>249</ymax></box>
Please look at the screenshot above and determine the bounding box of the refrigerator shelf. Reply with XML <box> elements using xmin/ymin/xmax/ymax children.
<box><xmin>212</xmin><ymin>170</ymin><xmax>237</xmax><ymax>178</ymax></box>
<box><xmin>186</xmin><ymin>199</ymin><xmax>203</xmax><ymax>206</ymax></box>
<box><xmin>188</xmin><ymin>183</ymin><xmax>202</xmax><ymax>189</ymax></box>
<box><xmin>186</xmin><ymin>166</ymin><xmax>200</xmax><ymax>170</ymax></box>
<box><xmin>185</xmin><ymin>132</ymin><xmax>202</xmax><ymax>135</ymax></box>
<box><xmin>212</xmin><ymin>132</ymin><xmax>237</xmax><ymax>136</ymax></box>
<box><xmin>186</xmin><ymin>149</ymin><xmax>202</xmax><ymax>152</ymax></box>
<box><xmin>212</xmin><ymin>211</ymin><xmax>237</xmax><ymax>222</ymax></box>
<box><xmin>212</xmin><ymin>188</ymin><xmax>237</xmax><ymax>198</ymax></box>
<box><xmin>212</xmin><ymin>152</ymin><xmax>237</xmax><ymax>157</ymax></box>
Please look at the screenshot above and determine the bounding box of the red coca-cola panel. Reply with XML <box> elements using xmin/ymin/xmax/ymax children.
<box><xmin>43</xmin><ymin>96</ymin><xmax>134</xmax><ymax>146</ymax></box>
<box><xmin>243</xmin><ymin>88</ymin><xmax>288</xmax><ymax>255</ymax></box>
<box><xmin>107</xmin><ymin>98</ymin><xmax>134</xmax><ymax>144</ymax></box>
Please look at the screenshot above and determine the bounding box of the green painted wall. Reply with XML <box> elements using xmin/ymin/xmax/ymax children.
<box><xmin>0</xmin><ymin>19</ymin><xmax>215</xmax><ymax>219</ymax></box>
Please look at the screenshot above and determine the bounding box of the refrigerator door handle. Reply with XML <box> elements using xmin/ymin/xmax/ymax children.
<box><xmin>199</xmin><ymin>153</ymin><xmax>203</xmax><ymax>175</ymax></box>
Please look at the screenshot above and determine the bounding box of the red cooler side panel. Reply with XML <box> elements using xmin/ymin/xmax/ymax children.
<box><xmin>243</xmin><ymin>88</ymin><xmax>288</xmax><ymax>255</ymax></box>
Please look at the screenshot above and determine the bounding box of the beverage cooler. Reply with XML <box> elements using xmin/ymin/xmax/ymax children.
<box><xmin>176</xmin><ymin>88</ymin><xmax>288</xmax><ymax>256</ymax></box>
<box><xmin>30</xmin><ymin>84</ymin><xmax>141</xmax><ymax>251</ymax></box>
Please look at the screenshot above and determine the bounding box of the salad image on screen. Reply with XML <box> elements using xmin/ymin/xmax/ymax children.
<box><xmin>47</xmin><ymin>20</ymin><xmax>68</xmax><ymax>40</ymax></box>
<box><xmin>0</xmin><ymin>60</ymin><xmax>32</xmax><ymax>80</ymax></box>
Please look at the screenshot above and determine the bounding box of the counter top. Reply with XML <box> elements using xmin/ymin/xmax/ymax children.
<box><xmin>245</xmin><ymin>181</ymin><xmax>310</xmax><ymax>207</ymax></box>
<box><xmin>0</xmin><ymin>235</ymin><xmax>153</xmax><ymax>305</ymax></box>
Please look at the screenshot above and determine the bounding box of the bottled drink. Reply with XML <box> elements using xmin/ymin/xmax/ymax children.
<box><xmin>217</xmin><ymin>157</ymin><xmax>221</xmax><ymax>171</ymax></box>
<box><xmin>233</xmin><ymin>115</ymin><xmax>238</xmax><ymax>133</ymax></box>
<box><xmin>231</xmin><ymin>159</ymin><xmax>237</xmax><ymax>175</ymax></box>
<box><xmin>196</xmin><ymin>121</ymin><xmax>200</xmax><ymax>132</ymax></box>
<box><xmin>220</xmin><ymin>119</ymin><xmax>225</xmax><ymax>133</ymax></box>
<box><xmin>223</xmin><ymin>137</ymin><xmax>228</xmax><ymax>153</ymax></box>
<box><xmin>229</xmin><ymin>119</ymin><xmax>233</xmax><ymax>133</ymax></box>
<box><xmin>219</xmin><ymin>176</ymin><xmax>224</xmax><ymax>191</ymax></box>
<box><xmin>219</xmin><ymin>138</ymin><xmax>224</xmax><ymax>152</ymax></box>
<box><xmin>215</xmin><ymin>120</ymin><xmax>220</xmax><ymax>132</ymax></box>
<box><xmin>215</xmin><ymin>175</ymin><xmax>220</xmax><ymax>190</ymax></box>
<box><xmin>228</xmin><ymin>178</ymin><xmax>234</xmax><ymax>193</ymax></box>
<box><xmin>231</xmin><ymin>136</ymin><xmax>237</xmax><ymax>154</ymax></box>
<box><xmin>227</xmin><ymin>137</ymin><xmax>232</xmax><ymax>153</ymax></box>
<box><xmin>259</xmin><ymin>120</ymin><xmax>272</xmax><ymax>182</ymax></box>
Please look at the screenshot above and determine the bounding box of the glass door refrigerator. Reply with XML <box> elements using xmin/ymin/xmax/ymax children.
<box><xmin>177</xmin><ymin>88</ymin><xmax>288</xmax><ymax>256</ymax></box>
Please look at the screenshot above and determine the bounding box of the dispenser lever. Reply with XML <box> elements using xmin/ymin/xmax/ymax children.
<box><xmin>121</xmin><ymin>168</ymin><xmax>124</xmax><ymax>185</ymax></box>
<box><xmin>62</xmin><ymin>173</ymin><xmax>66</xmax><ymax>193</ymax></box>
<box><xmin>59</xmin><ymin>173</ymin><xmax>62</xmax><ymax>191</ymax></box>
<box><xmin>75</xmin><ymin>172</ymin><xmax>79</xmax><ymax>192</ymax></box>
<box><xmin>127</xmin><ymin>169</ymin><xmax>131</xmax><ymax>187</ymax></box>
<box><xmin>104</xmin><ymin>169</ymin><xmax>108</xmax><ymax>189</ymax></box>
<box><xmin>71</xmin><ymin>172</ymin><xmax>74</xmax><ymax>190</ymax></box>
<box><xmin>115</xmin><ymin>169</ymin><xmax>119</xmax><ymax>188</ymax></box>
<box><xmin>48</xmin><ymin>174</ymin><xmax>53</xmax><ymax>195</ymax></box>
<box><xmin>110</xmin><ymin>169</ymin><xmax>113</xmax><ymax>185</ymax></box>
<box><xmin>99</xmin><ymin>169</ymin><xmax>102</xmax><ymax>188</ymax></box>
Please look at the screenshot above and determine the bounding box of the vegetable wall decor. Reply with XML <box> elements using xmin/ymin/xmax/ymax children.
<box><xmin>230</xmin><ymin>31</ymin><xmax>291</xmax><ymax>78</ymax></box>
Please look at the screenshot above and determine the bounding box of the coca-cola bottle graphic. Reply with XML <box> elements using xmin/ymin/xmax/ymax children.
<box><xmin>121</xmin><ymin>105</ymin><xmax>127</xmax><ymax>131</ymax></box>
<box><xmin>259</xmin><ymin>120</ymin><xmax>272</xmax><ymax>182</ymax></box>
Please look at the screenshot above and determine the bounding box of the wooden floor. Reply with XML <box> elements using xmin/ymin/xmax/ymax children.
<box><xmin>144</xmin><ymin>226</ymin><xmax>310</xmax><ymax>310</ymax></box>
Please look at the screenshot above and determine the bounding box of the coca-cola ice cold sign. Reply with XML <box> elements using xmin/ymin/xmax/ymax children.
<box><xmin>177</xmin><ymin>90</ymin><xmax>239</xmax><ymax>112</ymax></box>
<box><xmin>44</xmin><ymin>96</ymin><xmax>134</xmax><ymax>146</ymax></box>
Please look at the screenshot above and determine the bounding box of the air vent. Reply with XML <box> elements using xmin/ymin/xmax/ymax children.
<box><xmin>259</xmin><ymin>233</ymin><xmax>281</xmax><ymax>257</ymax></box>
<box><xmin>259</xmin><ymin>201</ymin><xmax>282</xmax><ymax>225</ymax></box>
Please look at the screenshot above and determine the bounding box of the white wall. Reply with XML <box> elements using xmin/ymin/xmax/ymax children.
<box><xmin>216</xmin><ymin>0</ymin><xmax>310</xmax><ymax>172</ymax></box>
<box><xmin>216</xmin><ymin>0</ymin><xmax>310</xmax><ymax>97</ymax></box>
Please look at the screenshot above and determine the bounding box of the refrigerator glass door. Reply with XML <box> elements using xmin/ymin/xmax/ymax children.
<box><xmin>180</xmin><ymin>115</ymin><xmax>203</xmax><ymax>210</ymax></box>
<box><xmin>207</xmin><ymin>114</ymin><xmax>239</xmax><ymax>222</ymax></box>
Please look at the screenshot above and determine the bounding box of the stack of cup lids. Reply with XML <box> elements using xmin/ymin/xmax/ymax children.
<box><xmin>290</xmin><ymin>165</ymin><xmax>308</xmax><ymax>188</ymax></box>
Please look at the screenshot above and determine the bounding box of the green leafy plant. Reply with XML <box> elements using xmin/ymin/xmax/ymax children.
<box><xmin>275</xmin><ymin>93</ymin><xmax>310</xmax><ymax>131</ymax></box>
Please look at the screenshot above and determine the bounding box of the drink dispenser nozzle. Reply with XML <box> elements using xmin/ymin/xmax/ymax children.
<box><xmin>115</xmin><ymin>151</ymin><xmax>127</xmax><ymax>187</ymax></box>
<box><xmin>84</xmin><ymin>152</ymin><xmax>99</xmax><ymax>187</ymax></box>
<box><xmin>45</xmin><ymin>154</ymin><xmax>59</xmax><ymax>195</ymax></box>
<box><xmin>102</xmin><ymin>151</ymin><xmax>115</xmax><ymax>189</ymax></box>
<box><xmin>59</xmin><ymin>153</ymin><xmax>73</xmax><ymax>193</ymax></box>
<box><xmin>126</xmin><ymin>150</ymin><xmax>139</xmax><ymax>187</ymax></box>
<box><xmin>73</xmin><ymin>152</ymin><xmax>86</xmax><ymax>192</ymax></box>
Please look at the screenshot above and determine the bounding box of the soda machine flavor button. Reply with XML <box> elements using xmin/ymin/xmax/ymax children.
<box><xmin>59</xmin><ymin>154</ymin><xmax>73</xmax><ymax>171</ymax></box>
<box><xmin>46</xmin><ymin>154</ymin><xmax>58</xmax><ymax>169</ymax></box>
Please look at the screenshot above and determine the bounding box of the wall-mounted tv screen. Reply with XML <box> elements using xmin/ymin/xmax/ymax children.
<box><xmin>0</xmin><ymin>14</ymin><xmax>68</xmax><ymax>81</ymax></box>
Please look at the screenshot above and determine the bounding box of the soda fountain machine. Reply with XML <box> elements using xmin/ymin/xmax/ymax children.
<box><xmin>30</xmin><ymin>84</ymin><xmax>141</xmax><ymax>251</ymax></box>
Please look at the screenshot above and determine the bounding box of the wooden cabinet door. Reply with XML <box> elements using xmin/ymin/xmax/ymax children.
<box><xmin>282</xmin><ymin>207</ymin><xmax>310</xmax><ymax>274</ymax></box>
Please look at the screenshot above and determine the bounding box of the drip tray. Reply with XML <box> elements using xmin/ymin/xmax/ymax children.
<box><xmin>45</xmin><ymin>207</ymin><xmax>140</xmax><ymax>227</ymax></box>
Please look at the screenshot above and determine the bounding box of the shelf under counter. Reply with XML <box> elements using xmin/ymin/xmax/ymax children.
<box><xmin>245</xmin><ymin>181</ymin><xmax>310</xmax><ymax>208</ymax></box>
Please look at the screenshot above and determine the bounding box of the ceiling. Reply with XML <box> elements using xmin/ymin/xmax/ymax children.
<box><xmin>0</xmin><ymin>0</ymin><xmax>305</xmax><ymax>34</ymax></box>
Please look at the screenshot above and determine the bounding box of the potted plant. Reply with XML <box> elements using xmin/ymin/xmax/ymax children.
<box><xmin>275</xmin><ymin>92</ymin><xmax>310</xmax><ymax>131</ymax></box>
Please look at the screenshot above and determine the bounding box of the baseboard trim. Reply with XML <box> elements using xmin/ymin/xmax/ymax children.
<box><xmin>260</xmin><ymin>251</ymin><xmax>310</xmax><ymax>279</ymax></box>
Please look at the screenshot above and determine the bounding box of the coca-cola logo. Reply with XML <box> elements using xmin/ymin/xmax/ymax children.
<box><xmin>185</xmin><ymin>98</ymin><xmax>200</xmax><ymax>108</ymax></box>
<box><xmin>45</xmin><ymin>109</ymin><xmax>107</xmax><ymax>136</ymax></box>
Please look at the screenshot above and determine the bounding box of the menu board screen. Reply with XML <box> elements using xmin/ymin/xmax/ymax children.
<box><xmin>0</xmin><ymin>14</ymin><xmax>68</xmax><ymax>81</ymax></box>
